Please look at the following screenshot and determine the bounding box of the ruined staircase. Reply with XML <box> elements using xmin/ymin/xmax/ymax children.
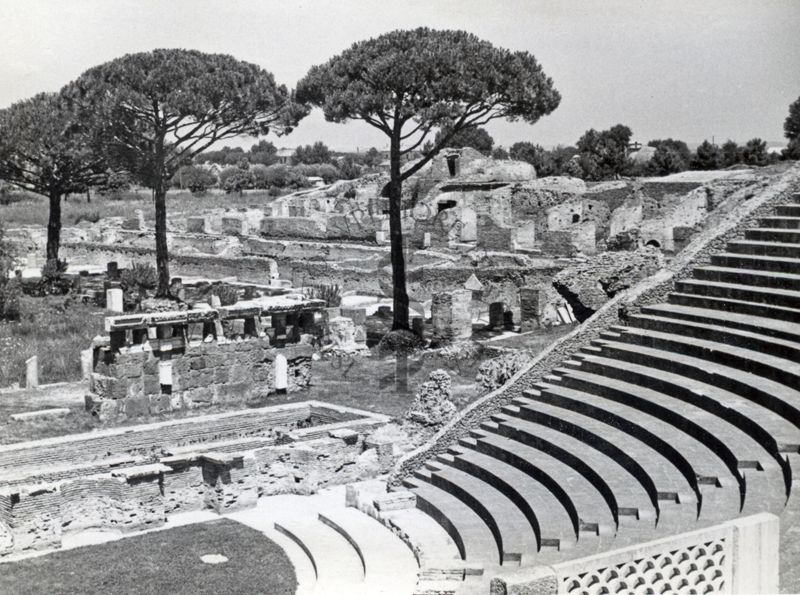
<box><xmin>403</xmin><ymin>191</ymin><xmax>800</xmax><ymax>584</ymax></box>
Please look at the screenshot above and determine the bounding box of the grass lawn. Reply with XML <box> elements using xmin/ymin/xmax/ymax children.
<box><xmin>0</xmin><ymin>519</ymin><xmax>297</xmax><ymax>595</ymax></box>
<box><xmin>0</xmin><ymin>295</ymin><xmax>107</xmax><ymax>388</ymax></box>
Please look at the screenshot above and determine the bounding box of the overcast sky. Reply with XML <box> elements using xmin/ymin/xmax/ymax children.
<box><xmin>2</xmin><ymin>0</ymin><xmax>798</xmax><ymax>151</ymax></box>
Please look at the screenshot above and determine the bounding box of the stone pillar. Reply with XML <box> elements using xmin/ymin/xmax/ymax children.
<box><xmin>209</xmin><ymin>294</ymin><xmax>222</xmax><ymax>308</ymax></box>
<box><xmin>272</xmin><ymin>313</ymin><xmax>287</xmax><ymax>347</ymax></box>
<box><xmin>106</xmin><ymin>261</ymin><xmax>119</xmax><ymax>280</ymax></box>
<box><xmin>422</xmin><ymin>232</ymin><xmax>431</xmax><ymax>249</ymax></box>
<box><xmin>25</xmin><ymin>356</ymin><xmax>38</xmax><ymax>388</ymax></box>
<box><xmin>106</xmin><ymin>288</ymin><xmax>124</xmax><ymax>313</ymax></box>
<box><xmin>489</xmin><ymin>302</ymin><xmax>506</xmax><ymax>329</ymax></box>
<box><xmin>80</xmin><ymin>349</ymin><xmax>94</xmax><ymax>380</ymax></box>
<box><xmin>375</xmin><ymin>230</ymin><xmax>386</xmax><ymax>243</ymax></box>
<box><xmin>411</xmin><ymin>316</ymin><xmax>424</xmax><ymax>338</ymax></box>
<box><xmin>431</xmin><ymin>289</ymin><xmax>472</xmax><ymax>344</ymax></box>
<box><xmin>159</xmin><ymin>361</ymin><xmax>173</xmax><ymax>390</ymax></box>
<box><xmin>274</xmin><ymin>354</ymin><xmax>288</xmax><ymax>392</ymax></box>
<box><xmin>503</xmin><ymin>310</ymin><xmax>515</xmax><ymax>331</ymax></box>
<box><xmin>520</xmin><ymin>287</ymin><xmax>542</xmax><ymax>331</ymax></box>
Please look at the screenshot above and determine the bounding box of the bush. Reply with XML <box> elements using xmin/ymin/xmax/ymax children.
<box><xmin>303</xmin><ymin>283</ymin><xmax>341</xmax><ymax>307</ymax></box>
<box><xmin>32</xmin><ymin>259</ymin><xmax>71</xmax><ymax>296</ymax></box>
<box><xmin>120</xmin><ymin>261</ymin><xmax>157</xmax><ymax>309</ymax></box>
<box><xmin>97</xmin><ymin>169</ymin><xmax>132</xmax><ymax>200</ymax></box>
<box><xmin>174</xmin><ymin>165</ymin><xmax>217</xmax><ymax>194</ymax></box>
<box><xmin>74</xmin><ymin>209</ymin><xmax>101</xmax><ymax>225</ymax></box>
<box><xmin>219</xmin><ymin>167</ymin><xmax>255</xmax><ymax>195</ymax></box>
<box><xmin>405</xmin><ymin>369</ymin><xmax>457</xmax><ymax>427</ymax></box>
<box><xmin>121</xmin><ymin>261</ymin><xmax>157</xmax><ymax>293</ymax></box>
<box><xmin>476</xmin><ymin>350</ymin><xmax>534</xmax><ymax>392</ymax></box>
<box><xmin>201</xmin><ymin>283</ymin><xmax>239</xmax><ymax>306</ymax></box>
<box><xmin>0</xmin><ymin>279</ymin><xmax>22</xmax><ymax>321</ymax></box>
<box><xmin>0</xmin><ymin>226</ymin><xmax>21</xmax><ymax>321</ymax></box>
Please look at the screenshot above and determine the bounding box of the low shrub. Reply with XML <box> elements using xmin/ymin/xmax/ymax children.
<box><xmin>201</xmin><ymin>283</ymin><xmax>239</xmax><ymax>306</ymax></box>
<box><xmin>303</xmin><ymin>283</ymin><xmax>341</xmax><ymax>307</ymax></box>
<box><xmin>121</xmin><ymin>261</ymin><xmax>157</xmax><ymax>309</ymax></box>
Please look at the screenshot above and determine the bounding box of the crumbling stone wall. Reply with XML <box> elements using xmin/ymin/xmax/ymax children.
<box><xmin>61</xmin><ymin>242</ymin><xmax>279</xmax><ymax>284</ymax></box>
<box><xmin>0</xmin><ymin>404</ymin><xmax>392</xmax><ymax>558</ymax></box>
<box><xmin>89</xmin><ymin>341</ymin><xmax>312</xmax><ymax>421</ymax></box>
<box><xmin>553</xmin><ymin>247</ymin><xmax>664</xmax><ymax>321</ymax></box>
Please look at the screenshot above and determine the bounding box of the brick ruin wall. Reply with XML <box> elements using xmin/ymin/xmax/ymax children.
<box><xmin>0</xmin><ymin>402</ymin><xmax>392</xmax><ymax>558</ymax></box>
<box><xmin>89</xmin><ymin>340</ymin><xmax>312</xmax><ymax>420</ymax></box>
<box><xmin>60</xmin><ymin>242</ymin><xmax>279</xmax><ymax>284</ymax></box>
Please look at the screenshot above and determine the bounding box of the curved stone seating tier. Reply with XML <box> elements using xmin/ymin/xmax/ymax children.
<box><xmin>402</xmin><ymin>191</ymin><xmax>800</xmax><ymax>580</ymax></box>
<box><xmin>640</xmin><ymin>302</ymin><xmax>800</xmax><ymax>343</ymax></box>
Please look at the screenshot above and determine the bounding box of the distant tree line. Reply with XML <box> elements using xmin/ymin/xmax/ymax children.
<box><xmin>504</xmin><ymin>126</ymin><xmax>786</xmax><ymax>181</ymax></box>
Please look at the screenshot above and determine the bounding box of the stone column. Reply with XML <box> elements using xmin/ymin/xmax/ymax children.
<box><xmin>25</xmin><ymin>356</ymin><xmax>38</xmax><ymax>388</ymax></box>
<box><xmin>106</xmin><ymin>288</ymin><xmax>124</xmax><ymax>313</ymax></box>
<box><xmin>489</xmin><ymin>302</ymin><xmax>505</xmax><ymax>329</ymax></box>
<box><xmin>411</xmin><ymin>316</ymin><xmax>424</xmax><ymax>338</ymax></box>
<box><xmin>274</xmin><ymin>354</ymin><xmax>288</xmax><ymax>392</ymax></box>
<box><xmin>106</xmin><ymin>261</ymin><xmax>119</xmax><ymax>280</ymax></box>
<box><xmin>431</xmin><ymin>289</ymin><xmax>472</xmax><ymax>344</ymax></box>
<box><xmin>520</xmin><ymin>287</ymin><xmax>542</xmax><ymax>331</ymax></box>
<box><xmin>80</xmin><ymin>349</ymin><xmax>94</xmax><ymax>380</ymax></box>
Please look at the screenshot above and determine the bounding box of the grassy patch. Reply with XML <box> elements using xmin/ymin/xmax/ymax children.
<box><xmin>0</xmin><ymin>519</ymin><xmax>296</xmax><ymax>595</ymax></box>
<box><xmin>0</xmin><ymin>295</ymin><xmax>106</xmax><ymax>387</ymax></box>
<box><xmin>1</xmin><ymin>189</ymin><xmax>279</xmax><ymax>229</ymax></box>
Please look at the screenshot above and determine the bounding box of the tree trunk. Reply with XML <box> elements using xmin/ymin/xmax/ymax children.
<box><xmin>154</xmin><ymin>178</ymin><xmax>171</xmax><ymax>297</ymax></box>
<box><xmin>389</xmin><ymin>134</ymin><xmax>410</xmax><ymax>331</ymax></box>
<box><xmin>45</xmin><ymin>189</ymin><xmax>62</xmax><ymax>268</ymax></box>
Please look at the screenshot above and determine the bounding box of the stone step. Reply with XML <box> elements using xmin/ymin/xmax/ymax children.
<box><xmin>758</xmin><ymin>216</ymin><xmax>800</xmax><ymax>229</ymax></box>
<box><xmin>426</xmin><ymin>455</ymin><xmax>536</xmax><ymax>564</ymax></box>
<box><xmin>552</xmin><ymin>364</ymin><xmax>775</xmax><ymax>476</ymax></box>
<box><xmin>642</xmin><ymin>303</ymin><xmax>800</xmax><ymax>344</ymax></box>
<box><xmin>448</xmin><ymin>443</ymin><xmax>586</xmax><ymax>549</ymax></box>
<box><xmin>539</xmin><ymin>376</ymin><xmax>743</xmax><ymax>517</ymax></box>
<box><xmin>668</xmin><ymin>291</ymin><xmax>800</xmax><ymax>324</ymax></box>
<box><xmin>745</xmin><ymin>227</ymin><xmax>800</xmax><ymax>243</ymax></box>
<box><xmin>274</xmin><ymin>516</ymin><xmax>365</xmax><ymax>591</ymax></box>
<box><xmin>776</xmin><ymin>205</ymin><xmax>800</xmax><ymax>217</ymax></box>
<box><xmin>711</xmin><ymin>252</ymin><xmax>800</xmax><ymax>274</ymax></box>
<box><xmin>726</xmin><ymin>239</ymin><xmax>800</xmax><ymax>259</ymax></box>
<box><xmin>587</xmin><ymin>338</ymin><xmax>800</xmax><ymax>436</ymax></box>
<box><xmin>568</xmin><ymin>351</ymin><xmax>798</xmax><ymax>463</ymax></box>
<box><xmin>380</xmin><ymin>506</ymin><xmax>464</xmax><ymax>573</ymax></box>
<box><xmin>606</xmin><ymin>324</ymin><xmax>800</xmax><ymax>389</ymax></box>
<box><xmin>512</xmin><ymin>394</ymin><xmax>698</xmax><ymax>513</ymax></box>
<box><xmin>474</xmin><ymin>421</ymin><xmax>656</xmax><ymax>525</ymax></box>
<box><xmin>458</xmin><ymin>434</ymin><xmax>616</xmax><ymax>536</ymax></box>
<box><xmin>674</xmin><ymin>279</ymin><xmax>800</xmax><ymax>314</ymax></box>
<box><xmin>693</xmin><ymin>266</ymin><xmax>800</xmax><ymax>292</ymax></box>
<box><xmin>318</xmin><ymin>508</ymin><xmax>419</xmax><ymax>595</ymax></box>
<box><xmin>626</xmin><ymin>313</ymin><xmax>800</xmax><ymax>364</ymax></box>
<box><xmin>531</xmin><ymin>381</ymin><xmax>737</xmax><ymax>518</ymax></box>
<box><xmin>404</xmin><ymin>474</ymin><xmax>500</xmax><ymax>567</ymax></box>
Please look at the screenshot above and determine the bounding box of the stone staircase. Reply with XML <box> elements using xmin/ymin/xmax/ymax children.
<box><xmin>403</xmin><ymin>191</ymin><xmax>800</xmax><ymax>586</ymax></box>
<box><xmin>227</xmin><ymin>487</ymin><xmax>419</xmax><ymax>595</ymax></box>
